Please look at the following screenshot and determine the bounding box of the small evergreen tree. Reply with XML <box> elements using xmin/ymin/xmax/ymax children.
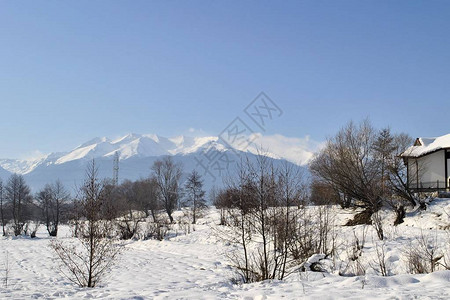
<box><xmin>184</xmin><ymin>170</ymin><xmax>207</xmax><ymax>224</ymax></box>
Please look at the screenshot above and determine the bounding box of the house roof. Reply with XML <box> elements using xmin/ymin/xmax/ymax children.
<box><xmin>401</xmin><ymin>134</ymin><xmax>450</xmax><ymax>157</ymax></box>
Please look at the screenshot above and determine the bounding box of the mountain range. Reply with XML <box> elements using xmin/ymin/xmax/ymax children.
<box><xmin>0</xmin><ymin>133</ymin><xmax>305</xmax><ymax>193</ymax></box>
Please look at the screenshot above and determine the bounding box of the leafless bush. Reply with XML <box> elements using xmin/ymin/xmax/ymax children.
<box><xmin>2</xmin><ymin>251</ymin><xmax>11</xmax><ymax>288</ymax></box>
<box><xmin>220</xmin><ymin>155</ymin><xmax>343</xmax><ymax>283</ymax></box>
<box><xmin>50</xmin><ymin>160</ymin><xmax>122</xmax><ymax>288</ymax></box>
<box><xmin>311</xmin><ymin>121</ymin><xmax>418</xmax><ymax>229</ymax></box>
<box><xmin>51</xmin><ymin>221</ymin><xmax>120</xmax><ymax>287</ymax></box>
<box><xmin>289</xmin><ymin>208</ymin><xmax>316</xmax><ymax>263</ymax></box>
<box><xmin>340</xmin><ymin>227</ymin><xmax>368</xmax><ymax>276</ymax></box>
<box><xmin>404</xmin><ymin>230</ymin><xmax>443</xmax><ymax>274</ymax></box>
<box><xmin>369</xmin><ymin>241</ymin><xmax>389</xmax><ymax>276</ymax></box>
<box><xmin>144</xmin><ymin>219</ymin><xmax>170</xmax><ymax>241</ymax></box>
<box><xmin>178</xmin><ymin>212</ymin><xmax>192</xmax><ymax>235</ymax></box>
<box><xmin>116</xmin><ymin>211</ymin><xmax>144</xmax><ymax>240</ymax></box>
<box><xmin>372</xmin><ymin>211</ymin><xmax>384</xmax><ymax>240</ymax></box>
<box><xmin>316</xmin><ymin>205</ymin><xmax>336</xmax><ymax>256</ymax></box>
<box><xmin>438</xmin><ymin>233</ymin><xmax>450</xmax><ymax>270</ymax></box>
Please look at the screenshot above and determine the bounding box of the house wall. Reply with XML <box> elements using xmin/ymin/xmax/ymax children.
<box><xmin>408</xmin><ymin>150</ymin><xmax>446</xmax><ymax>189</ymax></box>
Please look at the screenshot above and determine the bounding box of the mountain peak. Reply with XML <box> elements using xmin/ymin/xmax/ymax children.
<box><xmin>78</xmin><ymin>136</ymin><xmax>110</xmax><ymax>148</ymax></box>
<box><xmin>0</xmin><ymin>133</ymin><xmax>289</xmax><ymax>176</ymax></box>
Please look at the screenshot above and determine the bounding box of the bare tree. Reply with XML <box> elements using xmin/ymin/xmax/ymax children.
<box><xmin>151</xmin><ymin>156</ymin><xmax>182</xmax><ymax>223</ymax></box>
<box><xmin>213</xmin><ymin>187</ymin><xmax>235</xmax><ymax>226</ymax></box>
<box><xmin>183</xmin><ymin>170</ymin><xmax>207</xmax><ymax>224</ymax></box>
<box><xmin>225</xmin><ymin>159</ymin><xmax>254</xmax><ymax>283</ymax></box>
<box><xmin>0</xmin><ymin>179</ymin><xmax>6</xmax><ymax>236</ymax></box>
<box><xmin>373</xmin><ymin>128</ymin><xmax>396</xmax><ymax>198</ymax></box>
<box><xmin>386</xmin><ymin>133</ymin><xmax>419</xmax><ymax>210</ymax></box>
<box><xmin>310</xmin><ymin>120</ymin><xmax>416</xmax><ymax>224</ymax></box>
<box><xmin>223</xmin><ymin>155</ymin><xmax>309</xmax><ymax>282</ymax></box>
<box><xmin>276</xmin><ymin>162</ymin><xmax>305</xmax><ymax>279</ymax></box>
<box><xmin>114</xmin><ymin>179</ymin><xmax>145</xmax><ymax>240</ymax></box>
<box><xmin>310</xmin><ymin>120</ymin><xmax>382</xmax><ymax>219</ymax></box>
<box><xmin>309</xmin><ymin>178</ymin><xmax>340</xmax><ymax>206</ymax></box>
<box><xmin>5</xmin><ymin>174</ymin><xmax>32</xmax><ymax>236</ymax></box>
<box><xmin>136</xmin><ymin>177</ymin><xmax>160</xmax><ymax>222</ymax></box>
<box><xmin>51</xmin><ymin>160</ymin><xmax>121</xmax><ymax>288</ymax></box>
<box><xmin>372</xmin><ymin>130</ymin><xmax>418</xmax><ymax>223</ymax></box>
<box><xmin>36</xmin><ymin>180</ymin><xmax>70</xmax><ymax>236</ymax></box>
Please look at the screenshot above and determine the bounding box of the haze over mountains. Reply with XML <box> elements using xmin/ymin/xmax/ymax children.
<box><xmin>0</xmin><ymin>133</ymin><xmax>309</xmax><ymax>193</ymax></box>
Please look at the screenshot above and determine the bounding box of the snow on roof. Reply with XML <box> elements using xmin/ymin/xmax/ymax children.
<box><xmin>402</xmin><ymin>134</ymin><xmax>450</xmax><ymax>157</ymax></box>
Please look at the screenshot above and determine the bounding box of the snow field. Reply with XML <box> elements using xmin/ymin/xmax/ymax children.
<box><xmin>1</xmin><ymin>202</ymin><xmax>450</xmax><ymax>299</ymax></box>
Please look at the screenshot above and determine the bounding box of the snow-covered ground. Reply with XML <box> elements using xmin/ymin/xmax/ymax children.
<box><xmin>2</xmin><ymin>201</ymin><xmax>450</xmax><ymax>299</ymax></box>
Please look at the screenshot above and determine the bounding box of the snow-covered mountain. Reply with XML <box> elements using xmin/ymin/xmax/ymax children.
<box><xmin>0</xmin><ymin>133</ymin><xmax>304</xmax><ymax>193</ymax></box>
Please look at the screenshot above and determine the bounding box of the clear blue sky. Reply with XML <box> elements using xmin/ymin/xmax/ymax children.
<box><xmin>1</xmin><ymin>1</ymin><xmax>449</xmax><ymax>158</ymax></box>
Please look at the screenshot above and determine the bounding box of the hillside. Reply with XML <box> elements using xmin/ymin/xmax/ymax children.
<box><xmin>0</xmin><ymin>133</ymin><xmax>306</xmax><ymax>193</ymax></box>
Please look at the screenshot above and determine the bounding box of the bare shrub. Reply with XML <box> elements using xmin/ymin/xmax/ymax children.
<box><xmin>116</xmin><ymin>211</ymin><xmax>144</xmax><ymax>240</ymax></box>
<box><xmin>438</xmin><ymin>233</ymin><xmax>450</xmax><ymax>270</ymax></box>
<box><xmin>340</xmin><ymin>227</ymin><xmax>368</xmax><ymax>276</ymax></box>
<box><xmin>372</xmin><ymin>211</ymin><xmax>384</xmax><ymax>240</ymax></box>
<box><xmin>316</xmin><ymin>205</ymin><xmax>336</xmax><ymax>256</ymax></box>
<box><xmin>2</xmin><ymin>251</ymin><xmax>11</xmax><ymax>288</ymax></box>
<box><xmin>178</xmin><ymin>211</ymin><xmax>191</xmax><ymax>235</ymax></box>
<box><xmin>289</xmin><ymin>207</ymin><xmax>317</xmax><ymax>264</ymax></box>
<box><xmin>404</xmin><ymin>230</ymin><xmax>443</xmax><ymax>274</ymax></box>
<box><xmin>50</xmin><ymin>160</ymin><xmax>122</xmax><ymax>288</ymax></box>
<box><xmin>369</xmin><ymin>241</ymin><xmax>389</xmax><ymax>276</ymax></box>
<box><xmin>144</xmin><ymin>218</ymin><xmax>170</xmax><ymax>241</ymax></box>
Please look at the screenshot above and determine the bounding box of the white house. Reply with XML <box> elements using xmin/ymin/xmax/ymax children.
<box><xmin>401</xmin><ymin>134</ymin><xmax>450</xmax><ymax>191</ymax></box>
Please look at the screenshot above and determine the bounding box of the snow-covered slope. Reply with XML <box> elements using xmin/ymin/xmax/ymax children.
<box><xmin>2</xmin><ymin>203</ymin><xmax>450</xmax><ymax>299</ymax></box>
<box><xmin>47</xmin><ymin>134</ymin><xmax>230</xmax><ymax>166</ymax></box>
<box><xmin>0</xmin><ymin>133</ymin><xmax>307</xmax><ymax>192</ymax></box>
<box><xmin>0</xmin><ymin>133</ymin><xmax>301</xmax><ymax>176</ymax></box>
<box><xmin>0</xmin><ymin>134</ymin><xmax>228</xmax><ymax>174</ymax></box>
<box><xmin>0</xmin><ymin>133</ymin><xmax>304</xmax><ymax>192</ymax></box>
<box><xmin>0</xmin><ymin>165</ymin><xmax>12</xmax><ymax>181</ymax></box>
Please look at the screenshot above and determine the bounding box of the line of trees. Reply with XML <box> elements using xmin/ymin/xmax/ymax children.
<box><xmin>0</xmin><ymin>156</ymin><xmax>207</xmax><ymax>238</ymax></box>
<box><xmin>0</xmin><ymin>174</ymin><xmax>72</xmax><ymax>237</ymax></box>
